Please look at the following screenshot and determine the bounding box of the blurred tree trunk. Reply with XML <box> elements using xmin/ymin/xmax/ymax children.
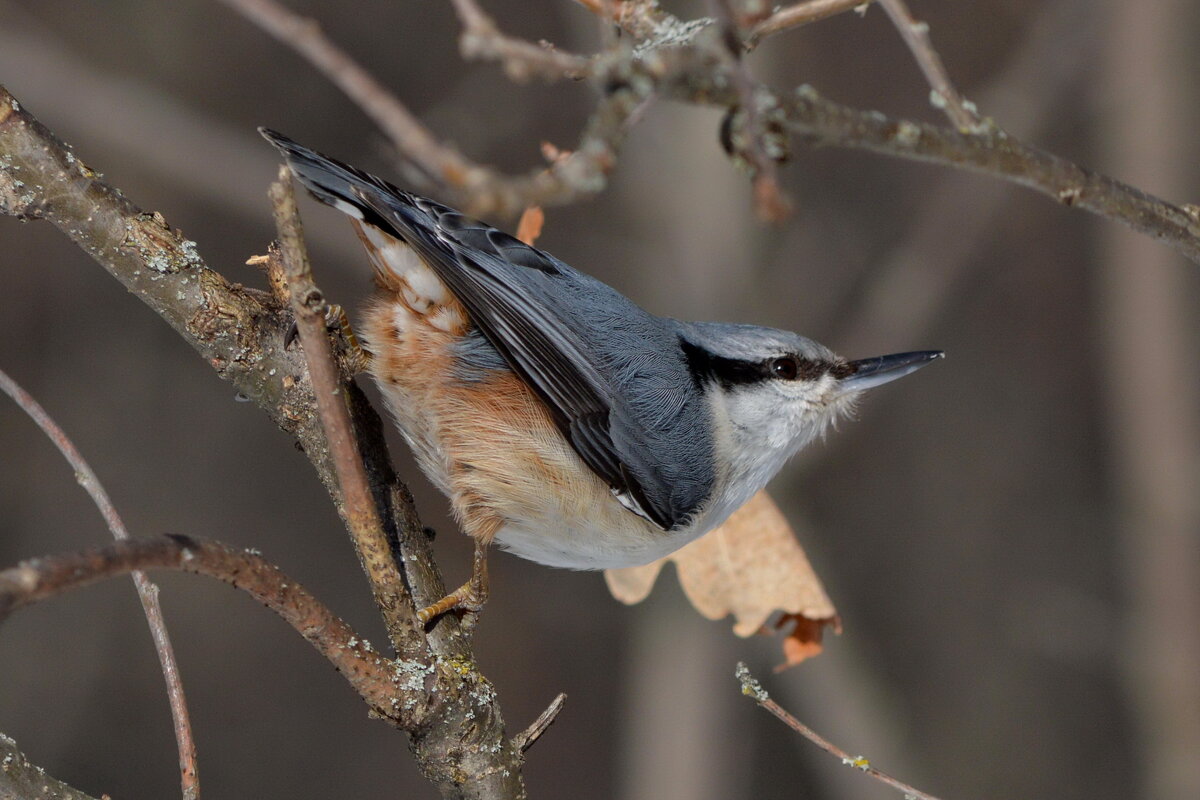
<box><xmin>612</xmin><ymin>100</ymin><xmax>755</xmax><ymax>800</ymax></box>
<box><xmin>1099</xmin><ymin>3</ymin><xmax>1200</xmax><ymax>799</ymax></box>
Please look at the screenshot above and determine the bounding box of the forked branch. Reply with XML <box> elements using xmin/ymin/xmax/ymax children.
<box><xmin>0</xmin><ymin>535</ymin><xmax>405</xmax><ymax>720</ymax></box>
<box><xmin>223</xmin><ymin>0</ymin><xmax>1200</xmax><ymax>256</ymax></box>
<box><xmin>0</xmin><ymin>83</ymin><xmax>529</xmax><ymax>799</ymax></box>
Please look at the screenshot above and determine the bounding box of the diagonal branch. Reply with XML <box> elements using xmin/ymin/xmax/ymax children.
<box><xmin>736</xmin><ymin>663</ymin><xmax>943</xmax><ymax>800</ymax></box>
<box><xmin>215</xmin><ymin>0</ymin><xmax>480</xmax><ymax>193</ymax></box>
<box><xmin>0</xmin><ymin>733</ymin><xmax>104</xmax><ymax>800</ymax></box>
<box><xmin>219</xmin><ymin>0</ymin><xmax>644</xmax><ymax>218</ymax></box>
<box><xmin>513</xmin><ymin>692</ymin><xmax>568</xmax><ymax>753</ymax></box>
<box><xmin>877</xmin><ymin>0</ymin><xmax>983</xmax><ymax>132</ymax></box>
<box><xmin>268</xmin><ymin>168</ymin><xmax>422</xmax><ymax>658</ymax></box>
<box><xmin>747</xmin><ymin>0</ymin><xmax>875</xmax><ymax>48</ymax></box>
<box><xmin>0</xmin><ymin>368</ymin><xmax>199</xmax><ymax>800</ymax></box>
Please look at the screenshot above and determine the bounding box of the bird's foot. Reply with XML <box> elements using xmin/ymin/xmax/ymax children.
<box><xmin>284</xmin><ymin>303</ymin><xmax>373</xmax><ymax>375</ymax></box>
<box><xmin>417</xmin><ymin>540</ymin><xmax>489</xmax><ymax>625</ymax></box>
<box><xmin>326</xmin><ymin>304</ymin><xmax>373</xmax><ymax>375</ymax></box>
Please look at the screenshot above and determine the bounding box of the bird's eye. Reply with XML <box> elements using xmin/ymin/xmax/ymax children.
<box><xmin>770</xmin><ymin>356</ymin><xmax>799</xmax><ymax>380</ymax></box>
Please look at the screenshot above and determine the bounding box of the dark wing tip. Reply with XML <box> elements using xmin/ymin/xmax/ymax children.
<box><xmin>255</xmin><ymin>129</ymin><xmax>386</xmax><ymax>223</ymax></box>
<box><xmin>258</xmin><ymin>127</ymin><xmax>291</xmax><ymax>149</ymax></box>
<box><xmin>258</xmin><ymin>128</ymin><xmax>319</xmax><ymax>168</ymax></box>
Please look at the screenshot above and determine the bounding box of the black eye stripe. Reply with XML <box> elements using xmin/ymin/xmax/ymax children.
<box><xmin>775</xmin><ymin>356</ymin><xmax>841</xmax><ymax>381</ymax></box>
<box><xmin>682</xmin><ymin>340</ymin><xmax>849</xmax><ymax>390</ymax></box>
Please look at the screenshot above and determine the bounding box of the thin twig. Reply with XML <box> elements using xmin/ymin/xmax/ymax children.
<box><xmin>220</xmin><ymin>0</ymin><xmax>634</xmax><ymax>217</ymax></box>
<box><xmin>735</xmin><ymin>663</ymin><xmax>943</xmax><ymax>800</ymax></box>
<box><xmin>268</xmin><ymin>168</ymin><xmax>422</xmax><ymax>655</ymax></box>
<box><xmin>643</xmin><ymin>53</ymin><xmax>1200</xmax><ymax>264</ymax></box>
<box><xmin>877</xmin><ymin>0</ymin><xmax>982</xmax><ymax>132</ymax></box>
<box><xmin>709</xmin><ymin>0</ymin><xmax>792</xmax><ymax>221</ymax></box>
<box><xmin>0</xmin><ymin>536</ymin><xmax>408</xmax><ymax>723</ymax></box>
<box><xmin>513</xmin><ymin>693</ymin><xmax>568</xmax><ymax>753</ymax></box>
<box><xmin>0</xmin><ymin>368</ymin><xmax>200</xmax><ymax>800</ymax></box>
<box><xmin>747</xmin><ymin>0</ymin><xmax>874</xmax><ymax>48</ymax></box>
<box><xmin>217</xmin><ymin>0</ymin><xmax>481</xmax><ymax>192</ymax></box>
<box><xmin>449</xmin><ymin>0</ymin><xmax>592</xmax><ymax>81</ymax></box>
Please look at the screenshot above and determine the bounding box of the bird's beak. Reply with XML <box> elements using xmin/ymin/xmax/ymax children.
<box><xmin>838</xmin><ymin>350</ymin><xmax>944</xmax><ymax>394</ymax></box>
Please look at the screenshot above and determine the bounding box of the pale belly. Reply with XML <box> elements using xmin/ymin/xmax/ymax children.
<box><xmin>491</xmin><ymin>503</ymin><xmax>707</xmax><ymax>570</ymax></box>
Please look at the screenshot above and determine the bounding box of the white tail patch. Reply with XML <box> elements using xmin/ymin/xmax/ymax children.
<box><xmin>359</xmin><ymin>224</ymin><xmax>450</xmax><ymax>308</ymax></box>
<box><xmin>329</xmin><ymin>197</ymin><xmax>366</xmax><ymax>220</ymax></box>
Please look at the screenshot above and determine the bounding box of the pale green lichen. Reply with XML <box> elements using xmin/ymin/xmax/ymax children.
<box><xmin>795</xmin><ymin>84</ymin><xmax>820</xmax><ymax>102</ymax></box>
<box><xmin>735</xmin><ymin>662</ymin><xmax>768</xmax><ymax>702</ymax></box>
<box><xmin>842</xmin><ymin>755</ymin><xmax>871</xmax><ymax>771</ymax></box>
<box><xmin>893</xmin><ymin>120</ymin><xmax>922</xmax><ymax>147</ymax></box>
<box><xmin>392</xmin><ymin>658</ymin><xmax>434</xmax><ymax>694</ymax></box>
<box><xmin>634</xmin><ymin>16</ymin><xmax>713</xmax><ymax>57</ymax></box>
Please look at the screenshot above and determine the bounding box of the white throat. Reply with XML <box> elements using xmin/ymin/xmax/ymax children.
<box><xmin>699</xmin><ymin>376</ymin><xmax>848</xmax><ymax>528</ymax></box>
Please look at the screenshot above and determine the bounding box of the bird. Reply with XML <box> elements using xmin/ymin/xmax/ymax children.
<box><xmin>260</xmin><ymin>128</ymin><xmax>943</xmax><ymax>625</ymax></box>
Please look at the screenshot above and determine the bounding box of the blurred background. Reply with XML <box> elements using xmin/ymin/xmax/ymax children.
<box><xmin>1</xmin><ymin>0</ymin><xmax>1198</xmax><ymax>798</ymax></box>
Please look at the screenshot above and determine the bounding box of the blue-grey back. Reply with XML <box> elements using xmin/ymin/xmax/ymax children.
<box><xmin>454</xmin><ymin>253</ymin><xmax>718</xmax><ymax>523</ymax></box>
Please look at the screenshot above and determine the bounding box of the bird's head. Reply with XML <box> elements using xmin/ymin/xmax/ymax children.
<box><xmin>681</xmin><ymin>321</ymin><xmax>942</xmax><ymax>483</ymax></box>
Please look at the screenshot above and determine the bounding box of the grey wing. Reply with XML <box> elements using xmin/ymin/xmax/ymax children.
<box><xmin>360</xmin><ymin>192</ymin><xmax>682</xmax><ymax>530</ymax></box>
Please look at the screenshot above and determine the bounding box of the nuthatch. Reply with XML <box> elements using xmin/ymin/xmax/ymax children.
<box><xmin>262</xmin><ymin>129</ymin><xmax>943</xmax><ymax>624</ymax></box>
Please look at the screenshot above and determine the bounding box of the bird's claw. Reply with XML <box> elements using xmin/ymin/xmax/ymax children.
<box><xmin>283</xmin><ymin>304</ymin><xmax>373</xmax><ymax>375</ymax></box>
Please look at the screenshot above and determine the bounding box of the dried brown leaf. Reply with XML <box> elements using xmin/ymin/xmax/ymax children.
<box><xmin>516</xmin><ymin>205</ymin><xmax>545</xmax><ymax>245</ymax></box>
<box><xmin>605</xmin><ymin>491</ymin><xmax>839</xmax><ymax>668</ymax></box>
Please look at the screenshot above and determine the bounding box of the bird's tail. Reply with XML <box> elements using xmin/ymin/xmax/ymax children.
<box><xmin>259</xmin><ymin>127</ymin><xmax>384</xmax><ymax>223</ymax></box>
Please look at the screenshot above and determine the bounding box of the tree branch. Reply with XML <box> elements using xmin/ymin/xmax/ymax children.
<box><xmin>268</xmin><ymin>168</ymin><xmax>421</xmax><ymax>657</ymax></box>
<box><xmin>747</xmin><ymin>0</ymin><xmax>875</xmax><ymax>48</ymax></box>
<box><xmin>641</xmin><ymin>47</ymin><xmax>1200</xmax><ymax>262</ymax></box>
<box><xmin>219</xmin><ymin>0</ymin><xmax>642</xmax><ymax>218</ymax></box>
<box><xmin>736</xmin><ymin>663</ymin><xmax>943</xmax><ymax>800</ymax></box>
<box><xmin>877</xmin><ymin>0</ymin><xmax>983</xmax><ymax>132</ymax></box>
<box><xmin>0</xmin><ymin>84</ymin><xmax>529</xmax><ymax>799</ymax></box>
<box><xmin>0</xmin><ymin>733</ymin><xmax>103</xmax><ymax>800</ymax></box>
<box><xmin>0</xmin><ymin>536</ymin><xmax>407</xmax><ymax>722</ymax></box>
<box><xmin>0</xmin><ymin>368</ymin><xmax>199</xmax><ymax>799</ymax></box>
<box><xmin>216</xmin><ymin>0</ymin><xmax>482</xmax><ymax>194</ymax></box>
<box><xmin>513</xmin><ymin>692</ymin><xmax>568</xmax><ymax>754</ymax></box>
<box><xmin>222</xmin><ymin>1</ymin><xmax>1200</xmax><ymax>261</ymax></box>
